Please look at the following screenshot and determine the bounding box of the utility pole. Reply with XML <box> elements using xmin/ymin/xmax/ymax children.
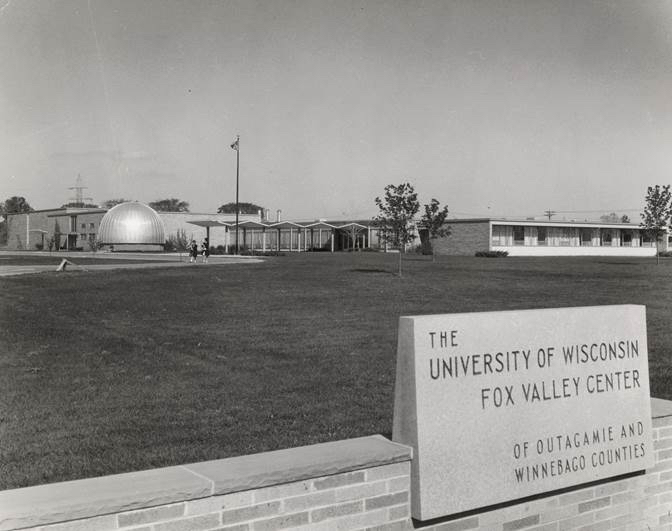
<box><xmin>231</xmin><ymin>135</ymin><xmax>240</xmax><ymax>254</ymax></box>
<box><xmin>544</xmin><ymin>210</ymin><xmax>556</xmax><ymax>220</ymax></box>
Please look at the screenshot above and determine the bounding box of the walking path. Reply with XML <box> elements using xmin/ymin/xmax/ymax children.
<box><xmin>0</xmin><ymin>251</ymin><xmax>263</xmax><ymax>277</ymax></box>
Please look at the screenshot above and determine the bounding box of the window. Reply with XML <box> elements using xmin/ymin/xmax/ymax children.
<box><xmin>491</xmin><ymin>225</ymin><xmax>509</xmax><ymax>246</ymax></box>
<box><xmin>621</xmin><ymin>231</ymin><xmax>632</xmax><ymax>247</ymax></box>
<box><xmin>80</xmin><ymin>233</ymin><xmax>87</xmax><ymax>240</ymax></box>
<box><xmin>513</xmin><ymin>226</ymin><xmax>525</xmax><ymax>245</ymax></box>
<box><xmin>537</xmin><ymin>227</ymin><xmax>547</xmax><ymax>245</ymax></box>
<box><xmin>601</xmin><ymin>230</ymin><xmax>612</xmax><ymax>246</ymax></box>
<box><xmin>81</xmin><ymin>223</ymin><xmax>86</xmax><ymax>229</ymax></box>
<box><xmin>89</xmin><ymin>223</ymin><xmax>95</xmax><ymax>229</ymax></box>
<box><xmin>70</xmin><ymin>216</ymin><xmax>77</xmax><ymax>233</ymax></box>
<box><xmin>89</xmin><ymin>233</ymin><xmax>96</xmax><ymax>240</ymax></box>
<box><xmin>559</xmin><ymin>228</ymin><xmax>572</xmax><ymax>246</ymax></box>
<box><xmin>580</xmin><ymin>229</ymin><xmax>592</xmax><ymax>246</ymax></box>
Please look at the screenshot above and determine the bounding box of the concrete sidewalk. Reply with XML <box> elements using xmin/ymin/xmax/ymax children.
<box><xmin>0</xmin><ymin>255</ymin><xmax>263</xmax><ymax>277</ymax></box>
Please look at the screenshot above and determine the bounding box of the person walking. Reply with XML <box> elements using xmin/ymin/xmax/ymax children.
<box><xmin>201</xmin><ymin>238</ymin><xmax>210</xmax><ymax>264</ymax></box>
<box><xmin>189</xmin><ymin>239</ymin><xmax>198</xmax><ymax>263</ymax></box>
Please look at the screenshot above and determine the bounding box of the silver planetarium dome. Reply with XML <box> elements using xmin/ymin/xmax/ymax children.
<box><xmin>98</xmin><ymin>202</ymin><xmax>165</xmax><ymax>246</ymax></box>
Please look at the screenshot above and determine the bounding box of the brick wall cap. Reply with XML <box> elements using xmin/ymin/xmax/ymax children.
<box><xmin>652</xmin><ymin>397</ymin><xmax>672</xmax><ymax>419</ymax></box>
<box><xmin>0</xmin><ymin>465</ymin><xmax>211</xmax><ymax>531</ymax></box>
<box><xmin>186</xmin><ymin>435</ymin><xmax>412</xmax><ymax>495</ymax></box>
<box><xmin>0</xmin><ymin>435</ymin><xmax>410</xmax><ymax>530</ymax></box>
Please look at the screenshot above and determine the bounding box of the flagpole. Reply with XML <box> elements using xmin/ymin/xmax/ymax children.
<box><xmin>235</xmin><ymin>135</ymin><xmax>240</xmax><ymax>255</ymax></box>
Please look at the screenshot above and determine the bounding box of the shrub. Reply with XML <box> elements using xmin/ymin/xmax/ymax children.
<box><xmin>475</xmin><ymin>250</ymin><xmax>509</xmax><ymax>258</ymax></box>
<box><xmin>88</xmin><ymin>235</ymin><xmax>103</xmax><ymax>253</ymax></box>
<box><xmin>414</xmin><ymin>242</ymin><xmax>432</xmax><ymax>255</ymax></box>
<box><xmin>242</xmin><ymin>250</ymin><xmax>286</xmax><ymax>257</ymax></box>
<box><xmin>658</xmin><ymin>251</ymin><xmax>672</xmax><ymax>257</ymax></box>
<box><xmin>164</xmin><ymin>229</ymin><xmax>189</xmax><ymax>253</ymax></box>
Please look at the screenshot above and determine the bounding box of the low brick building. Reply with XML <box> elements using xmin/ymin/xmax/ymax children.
<box><xmin>431</xmin><ymin>218</ymin><xmax>664</xmax><ymax>257</ymax></box>
<box><xmin>4</xmin><ymin>207</ymin><xmax>107</xmax><ymax>251</ymax></box>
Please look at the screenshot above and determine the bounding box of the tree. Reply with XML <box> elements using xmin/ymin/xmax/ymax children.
<box><xmin>149</xmin><ymin>198</ymin><xmax>190</xmax><ymax>212</ymax></box>
<box><xmin>374</xmin><ymin>182</ymin><xmax>420</xmax><ymax>276</ymax></box>
<box><xmin>217</xmin><ymin>202</ymin><xmax>264</xmax><ymax>215</ymax></box>
<box><xmin>599</xmin><ymin>212</ymin><xmax>631</xmax><ymax>223</ymax></box>
<box><xmin>103</xmin><ymin>198</ymin><xmax>132</xmax><ymax>209</ymax></box>
<box><xmin>62</xmin><ymin>202</ymin><xmax>99</xmax><ymax>208</ymax></box>
<box><xmin>640</xmin><ymin>185</ymin><xmax>672</xmax><ymax>264</ymax></box>
<box><xmin>420</xmin><ymin>198</ymin><xmax>451</xmax><ymax>261</ymax></box>
<box><xmin>600</xmin><ymin>212</ymin><xmax>621</xmax><ymax>223</ymax></box>
<box><xmin>3</xmin><ymin>196</ymin><xmax>33</xmax><ymax>214</ymax></box>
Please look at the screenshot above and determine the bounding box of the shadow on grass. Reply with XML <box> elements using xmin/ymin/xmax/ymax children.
<box><xmin>350</xmin><ymin>268</ymin><xmax>393</xmax><ymax>274</ymax></box>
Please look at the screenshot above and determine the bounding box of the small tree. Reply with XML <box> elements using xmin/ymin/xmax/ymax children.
<box><xmin>374</xmin><ymin>182</ymin><xmax>420</xmax><ymax>276</ymax></box>
<box><xmin>640</xmin><ymin>185</ymin><xmax>672</xmax><ymax>264</ymax></box>
<box><xmin>420</xmin><ymin>199</ymin><xmax>451</xmax><ymax>261</ymax></box>
<box><xmin>149</xmin><ymin>198</ymin><xmax>190</xmax><ymax>212</ymax></box>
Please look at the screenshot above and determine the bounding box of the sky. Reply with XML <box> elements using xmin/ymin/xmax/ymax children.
<box><xmin>1</xmin><ymin>0</ymin><xmax>671</xmax><ymax>221</ymax></box>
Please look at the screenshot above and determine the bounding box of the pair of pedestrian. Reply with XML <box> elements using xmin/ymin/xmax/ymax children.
<box><xmin>189</xmin><ymin>238</ymin><xmax>210</xmax><ymax>263</ymax></box>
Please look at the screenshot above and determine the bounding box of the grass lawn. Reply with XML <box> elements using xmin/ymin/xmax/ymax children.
<box><xmin>1</xmin><ymin>252</ymin><xmax>671</xmax><ymax>490</ymax></box>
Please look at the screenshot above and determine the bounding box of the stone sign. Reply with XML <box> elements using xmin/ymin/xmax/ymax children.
<box><xmin>392</xmin><ymin>305</ymin><xmax>654</xmax><ymax>521</ymax></box>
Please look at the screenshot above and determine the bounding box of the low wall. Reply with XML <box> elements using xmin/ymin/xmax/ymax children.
<box><xmin>492</xmin><ymin>245</ymin><xmax>657</xmax><ymax>257</ymax></box>
<box><xmin>1</xmin><ymin>399</ymin><xmax>671</xmax><ymax>531</ymax></box>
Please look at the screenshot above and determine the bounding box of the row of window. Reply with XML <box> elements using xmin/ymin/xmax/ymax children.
<box><xmin>79</xmin><ymin>233</ymin><xmax>96</xmax><ymax>240</ymax></box>
<box><xmin>492</xmin><ymin>226</ymin><xmax>655</xmax><ymax>247</ymax></box>
<box><xmin>81</xmin><ymin>222</ymin><xmax>95</xmax><ymax>230</ymax></box>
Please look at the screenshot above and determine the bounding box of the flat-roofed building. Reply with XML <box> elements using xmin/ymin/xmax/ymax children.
<box><xmin>4</xmin><ymin>207</ymin><xmax>107</xmax><ymax>251</ymax></box>
<box><xmin>430</xmin><ymin>218</ymin><xmax>664</xmax><ymax>257</ymax></box>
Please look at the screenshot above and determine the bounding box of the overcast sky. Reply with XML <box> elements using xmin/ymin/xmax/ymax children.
<box><xmin>1</xmin><ymin>0</ymin><xmax>671</xmax><ymax>220</ymax></box>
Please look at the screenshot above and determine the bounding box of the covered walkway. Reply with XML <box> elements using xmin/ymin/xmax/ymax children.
<box><xmin>187</xmin><ymin>219</ymin><xmax>381</xmax><ymax>253</ymax></box>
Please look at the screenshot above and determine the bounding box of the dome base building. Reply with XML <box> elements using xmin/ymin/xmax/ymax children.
<box><xmin>97</xmin><ymin>202</ymin><xmax>165</xmax><ymax>252</ymax></box>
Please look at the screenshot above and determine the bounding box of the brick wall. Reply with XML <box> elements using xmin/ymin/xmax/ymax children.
<box><xmin>432</xmin><ymin>221</ymin><xmax>490</xmax><ymax>256</ymax></box>
<box><xmin>5</xmin><ymin>210</ymin><xmax>107</xmax><ymax>251</ymax></box>
<box><xmin>5</xmin><ymin>213</ymin><xmax>28</xmax><ymax>250</ymax></box>
<box><xmin>1</xmin><ymin>401</ymin><xmax>671</xmax><ymax>531</ymax></box>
